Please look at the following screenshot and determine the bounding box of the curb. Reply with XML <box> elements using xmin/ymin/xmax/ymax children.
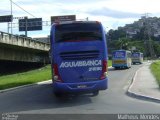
<box><xmin>127</xmin><ymin>90</ymin><xmax>160</xmax><ymax>103</ymax></box>
<box><xmin>127</xmin><ymin>64</ymin><xmax>160</xmax><ymax>103</ymax></box>
<box><xmin>0</xmin><ymin>80</ymin><xmax>52</xmax><ymax>93</ymax></box>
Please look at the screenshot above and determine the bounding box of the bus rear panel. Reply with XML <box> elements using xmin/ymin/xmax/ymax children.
<box><xmin>132</xmin><ymin>52</ymin><xmax>143</xmax><ymax>64</ymax></box>
<box><xmin>50</xmin><ymin>21</ymin><xmax>108</xmax><ymax>96</ymax></box>
<box><xmin>112</xmin><ymin>50</ymin><xmax>132</xmax><ymax>69</ymax></box>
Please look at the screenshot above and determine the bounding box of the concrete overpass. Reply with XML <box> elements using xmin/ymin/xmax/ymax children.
<box><xmin>0</xmin><ymin>31</ymin><xmax>50</xmax><ymax>63</ymax></box>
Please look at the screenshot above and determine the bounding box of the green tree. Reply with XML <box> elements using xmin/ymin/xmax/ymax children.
<box><xmin>153</xmin><ymin>41</ymin><xmax>160</xmax><ymax>57</ymax></box>
<box><xmin>108</xmin><ymin>29</ymin><xmax>126</xmax><ymax>41</ymax></box>
<box><xmin>115</xmin><ymin>38</ymin><xmax>131</xmax><ymax>50</ymax></box>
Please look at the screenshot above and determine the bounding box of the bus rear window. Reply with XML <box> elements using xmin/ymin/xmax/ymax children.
<box><xmin>55</xmin><ymin>23</ymin><xmax>103</xmax><ymax>42</ymax></box>
<box><xmin>132</xmin><ymin>53</ymin><xmax>140</xmax><ymax>57</ymax></box>
<box><xmin>113</xmin><ymin>51</ymin><xmax>126</xmax><ymax>58</ymax></box>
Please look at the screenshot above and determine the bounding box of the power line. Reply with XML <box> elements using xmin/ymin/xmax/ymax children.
<box><xmin>10</xmin><ymin>0</ymin><xmax>36</xmax><ymax>18</ymax></box>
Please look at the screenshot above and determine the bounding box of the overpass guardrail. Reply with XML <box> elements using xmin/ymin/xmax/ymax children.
<box><xmin>0</xmin><ymin>31</ymin><xmax>50</xmax><ymax>51</ymax></box>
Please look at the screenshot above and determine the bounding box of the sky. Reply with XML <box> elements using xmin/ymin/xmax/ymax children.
<box><xmin>1</xmin><ymin>0</ymin><xmax>160</xmax><ymax>37</ymax></box>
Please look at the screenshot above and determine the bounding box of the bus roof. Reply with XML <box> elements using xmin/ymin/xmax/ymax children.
<box><xmin>113</xmin><ymin>50</ymin><xmax>131</xmax><ymax>52</ymax></box>
<box><xmin>52</xmin><ymin>21</ymin><xmax>101</xmax><ymax>26</ymax></box>
<box><xmin>132</xmin><ymin>52</ymin><xmax>143</xmax><ymax>54</ymax></box>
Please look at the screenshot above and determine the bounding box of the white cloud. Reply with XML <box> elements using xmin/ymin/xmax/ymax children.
<box><xmin>103</xmin><ymin>0</ymin><xmax>160</xmax><ymax>13</ymax></box>
<box><xmin>87</xmin><ymin>7</ymin><xmax>141</xmax><ymax>19</ymax></box>
<box><xmin>0</xmin><ymin>0</ymin><xmax>160</xmax><ymax>37</ymax></box>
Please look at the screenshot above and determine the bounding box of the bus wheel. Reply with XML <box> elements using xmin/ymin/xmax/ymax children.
<box><xmin>54</xmin><ymin>92</ymin><xmax>62</xmax><ymax>98</ymax></box>
<box><xmin>115</xmin><ymin>67</ymin><xmax>118</xmax><ymax>70</ymax></box>
<box><xmin>126</xmin><ymin>66</ymin><xmax>130</xmax><ymax>69</ymax></box>
<box><xmin>93</xmin><ymin>91</ymin><xmax>99</xmax><ymax>96</ymax></box>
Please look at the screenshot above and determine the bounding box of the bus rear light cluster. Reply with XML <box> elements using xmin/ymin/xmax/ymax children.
<box><xmin>53</xmin><ymin>75</ymin><xmax>58</xmax><ymax>80</ymax></box>
<box><xmin>53</xmin><ymin>75</ymin><xmax>62</xmax><ymax>82</ymax></box>
<box><xmin>100</xmin><ymin>60</ymin><xmax>108</xmax><ymax>80</ymax></box>
<box><xmin>53</xmin><ymin>64</ymin><xmax>63</xmax><ymax>82</ymax></box>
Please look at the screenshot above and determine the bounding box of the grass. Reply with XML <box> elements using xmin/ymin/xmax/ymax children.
<box><xmin>108</xmin><ymin>60</ymin><xmax>112</xmax><ymax>67</ymax></box>
<box><xmin>0</xmin><ymin>65</ymin><xmax>52</xmax><ymax>90</ymax></box>
<box><xmin>150</xmin><ymin>60</ymin><xmax>160</xmax><ymax>87</ymax></box>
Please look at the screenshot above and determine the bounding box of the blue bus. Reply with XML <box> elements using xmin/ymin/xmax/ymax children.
<box><xmin>112</xmin><ymin>50</ymin><xmax>132</xmax><ymax>69</ymax></box>
<box><xmin>132</xmin><ymin>52</ymin><xmax>143</xmax><ymax>64</ymax></box>
<box><xmin>50</xmin><ymin>21</ymin><xmax>108</xmax><ymax>97</ymax></box>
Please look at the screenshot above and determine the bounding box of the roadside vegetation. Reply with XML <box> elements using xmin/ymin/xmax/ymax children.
<box><xmin>108</xmin><ymin>60</ymin><xmax>112</xmax><ymax>67</ymax></box>
<box><xmin>150</xmin><ymin>61</ymin><xmax>160</xmax><ymax>87</ymax></box>
<box><xmin>0</xmin><ymin>65</ymin><xmax>51</xmax><ymax>90</ymax></box>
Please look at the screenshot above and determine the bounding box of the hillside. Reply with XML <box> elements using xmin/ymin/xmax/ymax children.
<box><xmin>107</xmin><ymin>16</ymin><xmax>160</xmax><ymax>58</ymax></box>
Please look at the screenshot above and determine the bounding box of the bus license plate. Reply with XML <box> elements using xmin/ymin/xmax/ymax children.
<box><xmin>77</xmin><ymin>85</ymin><xmax>87</xmax><ymax>88</ymax></box>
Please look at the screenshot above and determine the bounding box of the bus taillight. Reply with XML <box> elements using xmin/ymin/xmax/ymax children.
<box><xmin>100</xmin><ymin>60</ymin><xmax>108</xmax><ymax>80</ymax></box>
<box><xmin>53</xmin><ymin>64</ymin><xmax>62</xmax><ymax>82</ymax></box>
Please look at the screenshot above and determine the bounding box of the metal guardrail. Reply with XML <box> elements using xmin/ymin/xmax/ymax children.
<box><xmin>0</xmin><ymin>31</ymin><xmax>50</xmax><ymax>51</ymax></box>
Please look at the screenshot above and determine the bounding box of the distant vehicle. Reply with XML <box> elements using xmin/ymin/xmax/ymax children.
<box><xmin>132</xmin><ymin>52</ymin><xmax>143</xmax><ymax>64</ymax></box>
<box><xmin>112</xmin><ymin>50</ymin><xmax>132</xmax><ymax>69</ymax></box>
<box><xmin>19</xmin><ymin>34</ymin><xmax>32</xmax><ymax>39</ymax></box>
<box><xmin>50</xmin><ymin>21</ymin><xmax>108</xmax><ymax>97</ymax></box>
<box><xmin>19</xmin><ymin>34</ymin><xmax>27</xmax><ymax>37</ymax></box>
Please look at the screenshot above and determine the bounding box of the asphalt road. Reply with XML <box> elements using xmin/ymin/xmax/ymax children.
<box><xmin>0</xmin><ymin>64</ymin><xmax>160</xmax><ymax>116</ymax></box>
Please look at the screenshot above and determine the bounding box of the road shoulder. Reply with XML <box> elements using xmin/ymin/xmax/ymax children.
<box><xmin>127</xmin><ymin>62</ymin><xmax>160</xmax><ymax>103</ymax></box>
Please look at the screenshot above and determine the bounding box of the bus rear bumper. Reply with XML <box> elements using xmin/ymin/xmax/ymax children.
<box><xmin>112</xmin><ymin>64</ymin><xmax>128</xmax><ymax>67</ymax></box>
<box><xmin>52</xmin><ymin>78</ymin><xmax>108</xmax><ymax>94</ymax></box>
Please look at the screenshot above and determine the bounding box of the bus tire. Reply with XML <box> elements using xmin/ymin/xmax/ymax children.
<box><xmin>126</xmin><ymin>66</ymin><xmax>129</xmax><ymax>69</ymax></box>
<box><xmin>115</xmin><ymin>67</ymin><xmax>118</xmax><ymax>70</ymax></box>
<box><xmin>54</xmin><ymin>92</ymin><xmax>62</xmax><ymax>98</ymax></box>
<box><xmin>93</xmin><ymin>91</ymin><xmax>99</xmax><ymax>96</ymax></box>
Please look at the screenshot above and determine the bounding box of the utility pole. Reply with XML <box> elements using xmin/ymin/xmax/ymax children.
<box><xmin>86</xmin><ymin>17</ymin><xmax>89</xmax><ymax>21</ymax></box>
<box><xmin>8</xmin><ymin>22</ymin><xmax>10</xmax><ymax>33</ymax></box>
<box><xmin>24</xmin><ymin>16</ymin><xmax>28</xmax><ymax>37</ymax></box>
<box><xmin>142</xmin><ymin>13</ymin><xmax>155</xmax><ymax>59</ymax></box>
<box><xmin>10</xmin><ymin>0</ymin><xmax>13</xmax><ymax>34</ymax></box>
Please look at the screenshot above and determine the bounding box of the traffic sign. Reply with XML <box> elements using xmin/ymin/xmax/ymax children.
<box><xmin>0</xmin><ymin>15</ymin><xmax>13</xmax><ymax>23</ymax></box>
<box><xmin>19</xmin><ymin>18</ymin><xmax>42</xmax><ymax>31</ymax></box>
<box><xmin>51</xmin><ymin>15</ymin><xmax>76</xmax><ymax>24</ymax></box>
